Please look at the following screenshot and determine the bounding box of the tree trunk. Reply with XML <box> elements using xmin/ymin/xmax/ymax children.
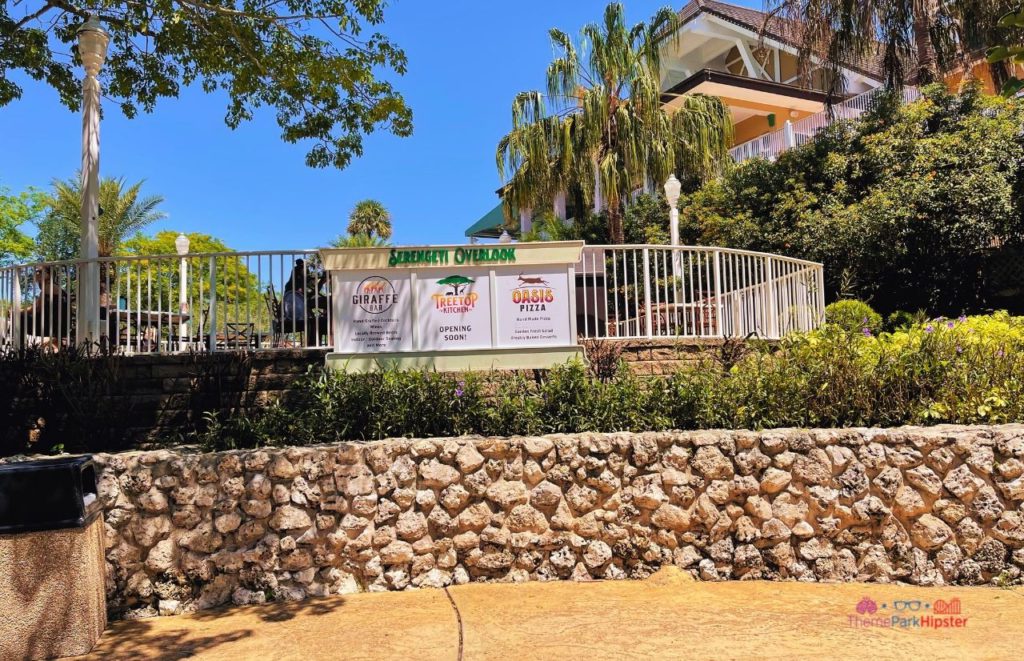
<box><xmin>913</xmin><ymin>0</ymin><xmax>939</xmax><ymax>84</ymax></box>
<box><xmin>607</xmin><ymin>204</ymin><xmax>625</xmax><ymax>244</ymax></box>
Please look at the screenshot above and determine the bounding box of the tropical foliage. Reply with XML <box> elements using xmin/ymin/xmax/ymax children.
<box><xmin>1</xmin><ymin>1</ymin><xmax>412</xmax><ymax>169</ymax></box>
<box><xmin>331</xmin><ymin>232</ymin><xmax>391</xmax><ymax>248</ymax></box>
<box><xmin>183</xmin><ymin>312</ymin><xmax>1024</xmax><ymax>451</ymax></box>
<box><xmin>122</xmin><ymin>231</ymin><xmax>266</xmax><ymax>328</ymax></box>
<box><xmin>496</xmin><ymin>2</ymin><xmax>732</xmax><ymax>243</ymax></box>
<box><xmin>679</xmin><ymin>84</ymin><xmax>1024</xmax><ymax>315</ymax></box>
<box><xmin>986</xmin><ymin>5</ymin><xmax>1024</xmax><ymax>96</ymax></box>
<box><xmin>0</xmin><ymin>185</ymin><xmax>43</xmax><ymax>265</ymax></box>
<box><xmin>35</xmin><ymin>176</ymin><xmax>166</xmax><ymax>260</ymax></box>
<box><xmin>346</xmin><ymin>199</ymin><xmax>392</xmax><ymax>240</ymax></box>
<box><xmin>767</xmin><ymin>0</ymin><xmax>1018</xmax><ymax>93</ymax></box>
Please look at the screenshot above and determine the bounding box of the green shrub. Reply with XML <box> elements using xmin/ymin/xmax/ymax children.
<box><xmin>826</xmin><ymin>300</ymin><xmax>883</xmax><ymax>334</ymax></box>
<box><xmin>7</xmin><ymin>313</ymin><xmax>1023</xmax><ymax>456</ymax></box>
<box><xmin>183</xmin><ymin>312</ymin><xmax>1024</xmax><ymax>450</ymax></box>
<box><xmin>885</xmin><ymin>310</ymin><xmax>921</xmax><ymax>332</ymax></box>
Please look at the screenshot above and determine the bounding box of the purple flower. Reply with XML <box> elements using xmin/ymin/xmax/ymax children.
<box><xmin>862</xmin><ymin>327</ymin><xmax>872</xmax><ymax>337</ymax></box>
<box><xmin>455</xmin><ymin>380</ymin><xmax>465</xmax><ymax>398</ymax></box>
<box><xmin>958</xmin><ymin>315</ymin><xmax>967</xmax><ymax>323</ymax></box>
<box><xmin>997</xmin><ymin>349</ymin><xmax>1005</xmax><ymax>358</ymax></box>
<box><xmin>947</xmin><ymin>321</ymin><xmax>955</xmax><ymax>329</ymax></box>
<box><xmin>956</xmin><ymin>345</ymin><xmax>963</xmax><ymax>354</ymax></box>
<box><xmin>925</xmin><ymin>325</ymin><xmax>934</xmax><ymax>333</ymax></box>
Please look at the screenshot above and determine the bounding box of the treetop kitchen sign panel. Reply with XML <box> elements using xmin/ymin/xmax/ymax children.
<box><xmin>320</xmin><ymin>242</ymin><xmax>585</xmax><ymax>372</ymax></box>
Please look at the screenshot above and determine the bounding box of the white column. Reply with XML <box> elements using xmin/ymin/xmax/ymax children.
<box><xmin>178</xmin><ymin>257</ymin><xmax>189</xmax><ymax>349</ymax></box>
<box><xmin>77</xmin><ymin>72</ymin><xmax>101</xmax><ymax>345</ymax></box>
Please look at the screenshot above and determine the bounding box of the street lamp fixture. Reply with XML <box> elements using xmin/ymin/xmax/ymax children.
<box><xmin>175</xmin><ymin>233</ymin><xmax>191</xmax><ymax>256</ymax></box>
<box><xmin>75</xmin><ymin>15</ymin><xmax>110</xmax><ymax>346</ymax></box>
<box><xmin>664</xmin><ymin>174</ymin><xmax>683</xmax><ymax>279</ymax></box>
<box><xmin>663</xmin><ymin>174</ymin><xmax>682</xmax><ymax>210</ymax></box>
<box><xmin>76</xmin><ymin>15</ymin><xmax>110</xmax><ymax>76</ymax></box>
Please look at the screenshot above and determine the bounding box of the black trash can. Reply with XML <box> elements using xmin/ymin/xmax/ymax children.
<box><xmin>0</xmin><ymin>455</ymin><xmax>106</xmax><ymax>660</ymax></box>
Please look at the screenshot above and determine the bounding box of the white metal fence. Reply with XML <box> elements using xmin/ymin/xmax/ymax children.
<box><xmin>1</xmin><ymin>245</ymin><xmax>824</xmax><ymax>354</ymax></box>
<box><xmin>575</xmin><ymin>246</ymin><xmax>825</xmax><ymax>340</ymax></box>
<box><xmin>0</xmin><ymin>250</ymin><xmax>331</xmax><ymax>353</ymax></box>
<box><xmin>729</xmin><ymin>86</ymin><xmax>922</xmax><ymax>163</ymax></box>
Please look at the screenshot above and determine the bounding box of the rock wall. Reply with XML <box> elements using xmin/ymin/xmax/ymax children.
<box><xmin>94</xmin><ymin>425</ymin><xmax>1024</xmax><ymax>618</ymax></box>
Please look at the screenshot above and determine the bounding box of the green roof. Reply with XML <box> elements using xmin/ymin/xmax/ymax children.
<box><xmin>465</xmin><ymin>202</ymin><xmax>511</xmax><ymax>239</ymax></box>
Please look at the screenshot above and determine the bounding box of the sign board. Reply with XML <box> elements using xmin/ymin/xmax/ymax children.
<box><xmin>494</xmin><ymin>269</ymin><xmax>572</xmax><ymax>348</ymax></box>
<box><xmin>334</xmin><ymin>273</ymin><xmax>412</xmax><ymax>353</ymax></box>
<box><xmin>321</xmin><ymin>241</ymin><xmax>585</xmax><ymax>372</ymax></box>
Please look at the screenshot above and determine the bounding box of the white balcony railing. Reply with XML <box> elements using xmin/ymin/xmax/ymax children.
<box><xmin>574</xmin><ymin>245</ymin><xmax>825</xmax><ymax>340</ymax></box>
<box><xmin>0</xmin><ymin>250</ymin><xmax>331</xmax><ymax>353</ymax></box>
<box><xmin>0</xmin><ymin>245</ymin><xmax>825</xmax><ymax>354</ymax></box>
<box><xmin>729</xmin><ymin>86</ymin><xmax>922</xmax><ymax>163</ymax></box>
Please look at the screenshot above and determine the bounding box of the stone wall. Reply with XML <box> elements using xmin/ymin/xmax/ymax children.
<box><xmin>94</xmin><ymin>425</ymin><xmax>1024</xmax><ymax>618</ymax></box>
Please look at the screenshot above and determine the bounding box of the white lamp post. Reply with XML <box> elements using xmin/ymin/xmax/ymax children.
<box><xmin>76</xmin><ymin>15</ymin><xmax>109</xmax><ymax>346</ymax></box>
<box><xmin>175</xmin><ymin>233</ymin><xmax>190</xmax><ymax>350</ymax></box>
<box><xmin>664</xmin><ymin>174</ymin><xmax>683</xmax><ymax>279</ymax></box>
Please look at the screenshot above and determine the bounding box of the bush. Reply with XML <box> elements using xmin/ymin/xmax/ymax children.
<box><xmin>826</xmin><ymin>300</ymin><xmax>883</xmax><ymax>334</ymax></box>
<box><xmin>185</xmin><ymin>313</ymin><xmax>1024</xmax><ymax>450</ymax></box>
<box><xmin>6</xmin><ymin>313</ymin><xmax>1022</xmax><ymax>456</ymax></box>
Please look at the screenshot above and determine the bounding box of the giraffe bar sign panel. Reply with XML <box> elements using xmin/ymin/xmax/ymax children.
<box><xmin>320</xmin><ymin>241</ymin><xmax>585</xmax><ymax>372</ymax></box>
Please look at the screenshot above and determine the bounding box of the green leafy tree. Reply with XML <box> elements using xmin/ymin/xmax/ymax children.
<box><xmin>767</xmin><ymin>0</ymin><xmax>1018</xmax><ymax>93</ymax></box>
<box><xmin>681</xmin><ymin>84</ymin><xmax>1024</xmax><ymax>315</ymax></box>
<box><xmin>2</xmin><ymin>2</ymin><xmax>412</xmax><ymax>169</ymax></box>
<box><xmin>346</xmin><ymin>199</ymin><xmax>392</xmax><ymax>240</ymax></box>
<box><xmin>122</xmin><ymin>231</ymin><xmax>266</xmax><ymax>328</ymax></box>
<box><xmin>36</xmin><ymin>176</ymin><xmax>166</xmax><ymax>261</ymax></box>
<box><xmin>0</xmin><ymin>185</ymin><xmax>43</xmax><ymax>265</ymax></box>
<box><xmin>496</xmin><ymin>2</ymin><xmax>732</xmax><ymax>244</ymax></box>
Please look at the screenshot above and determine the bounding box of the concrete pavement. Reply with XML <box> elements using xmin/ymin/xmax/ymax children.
<box><xmin>76</xmin><ymin>569</ymin><xmax>1024</xmax><ymax>660</ymax></box>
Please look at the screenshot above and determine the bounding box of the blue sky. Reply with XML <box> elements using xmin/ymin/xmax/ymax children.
<box><xmin>0</xmin><ymin>1</ymin><xmax>756</xmax><ymax>250</ymax></box>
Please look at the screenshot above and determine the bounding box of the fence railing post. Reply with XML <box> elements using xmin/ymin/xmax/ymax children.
<box><xmin>207</xmin><ymin>255</ymin><xmax>217</xmax><ymax>352</ymax></box>
<box><xmin>816</xmin><ymin>264</ymin><xmax>826</xmax><ymax>327</ymax></box>
<box><xmin>12</xmin><ymin>269</ymin><xmax>22</xmax><ymax>350</ymax></box>
<box><xmin>642</xmin><ymin>248</ymin><xmax>653</xmax><ymax>339</ymax></box>
<box><xmin>767</xmin><ymin>258</ymin><xmax>778</xmax><ymax>339</ymax></box>
<box><xmin>713</xmin><ymin>250</ymin><xmax>724</xmax><ymax>338</ymax></box>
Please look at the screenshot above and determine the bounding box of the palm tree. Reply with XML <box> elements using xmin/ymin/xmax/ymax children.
<box><xmin>766</xmin><ymin>0</ymin><xmax>1018</xmax><ymax>94</ymax></box>
<box><xmin>497</xmin><ymin>2</ymin><xmax>733</xmax><ymax>243</ymax></box>
<box><xmin>36</xmin><ymin>176</ymin><xmax>166</xmax><ymax>260</ymax></box>
<box><xmin>331</xmin><ymin>232</ymin><xmax>391</xmax><ymax>248</ymax></box>
<box><xmin>346</xmin><ymin>199</ymin><xmax>392</xmax><ymax>240</ymax></box>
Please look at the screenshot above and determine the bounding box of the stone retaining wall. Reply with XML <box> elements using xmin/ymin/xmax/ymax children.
<box><xmin>94</xmin><ymin>425</ymin><xmax>1024</xmax><ymax>618</ymax></box>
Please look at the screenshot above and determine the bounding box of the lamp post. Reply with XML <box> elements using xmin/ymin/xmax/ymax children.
<box><xmin>664</xmin><ymin>174</ymin><xmax>682</xmax><ymax>279</ymax></box>
<box><xmin>76</xmin><ymin>15</ymin><xmax>109</xmax><ymax>346</ymax></box>
<box><xmin>175</xmin><ymin>233</ymin><xmax>190</xmax><ymax>350</ymax></box>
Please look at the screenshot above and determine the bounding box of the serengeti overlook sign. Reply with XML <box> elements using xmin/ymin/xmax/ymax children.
<box><xmin>319</xmin><ymin>241</ymin><xmax>585</xmax><ymax>372</ymax></box>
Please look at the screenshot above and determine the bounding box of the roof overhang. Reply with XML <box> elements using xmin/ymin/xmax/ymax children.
<box><xmin>660</xmin><ymin>69</ymin><xmax>840</xmax><ymax>114</ymax></box>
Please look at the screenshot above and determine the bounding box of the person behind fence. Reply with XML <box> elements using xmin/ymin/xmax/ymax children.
<box><xmin>21</xmin><ymin>266</ymin><xmax>70</xmax><ymax>347</ymax></box>
<box><xmin>282</xmin><ymin>259</ymin><xmax>309</xmax><ymax>334</ymax></box>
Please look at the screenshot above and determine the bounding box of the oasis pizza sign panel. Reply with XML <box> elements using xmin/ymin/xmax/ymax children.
<box><xmin>334</xmin><ymin>273</ymin><xmax>413</xmax><ymax>353</ymax></box>
<box><xmin>416</xmin><ymin>270</ymin><xmax>492</xmax><ymax>351</ymax></box>
<box><xmin>495</xmin><ymin>270</ymin><xmax>572</xmax><ymax>347</ymax></box>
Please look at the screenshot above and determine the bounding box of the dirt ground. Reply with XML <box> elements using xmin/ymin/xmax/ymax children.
<box><xmin>76</xmin><ymin>569</ymin><xmax>1024</xmax><ymax>660</ymax></box>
